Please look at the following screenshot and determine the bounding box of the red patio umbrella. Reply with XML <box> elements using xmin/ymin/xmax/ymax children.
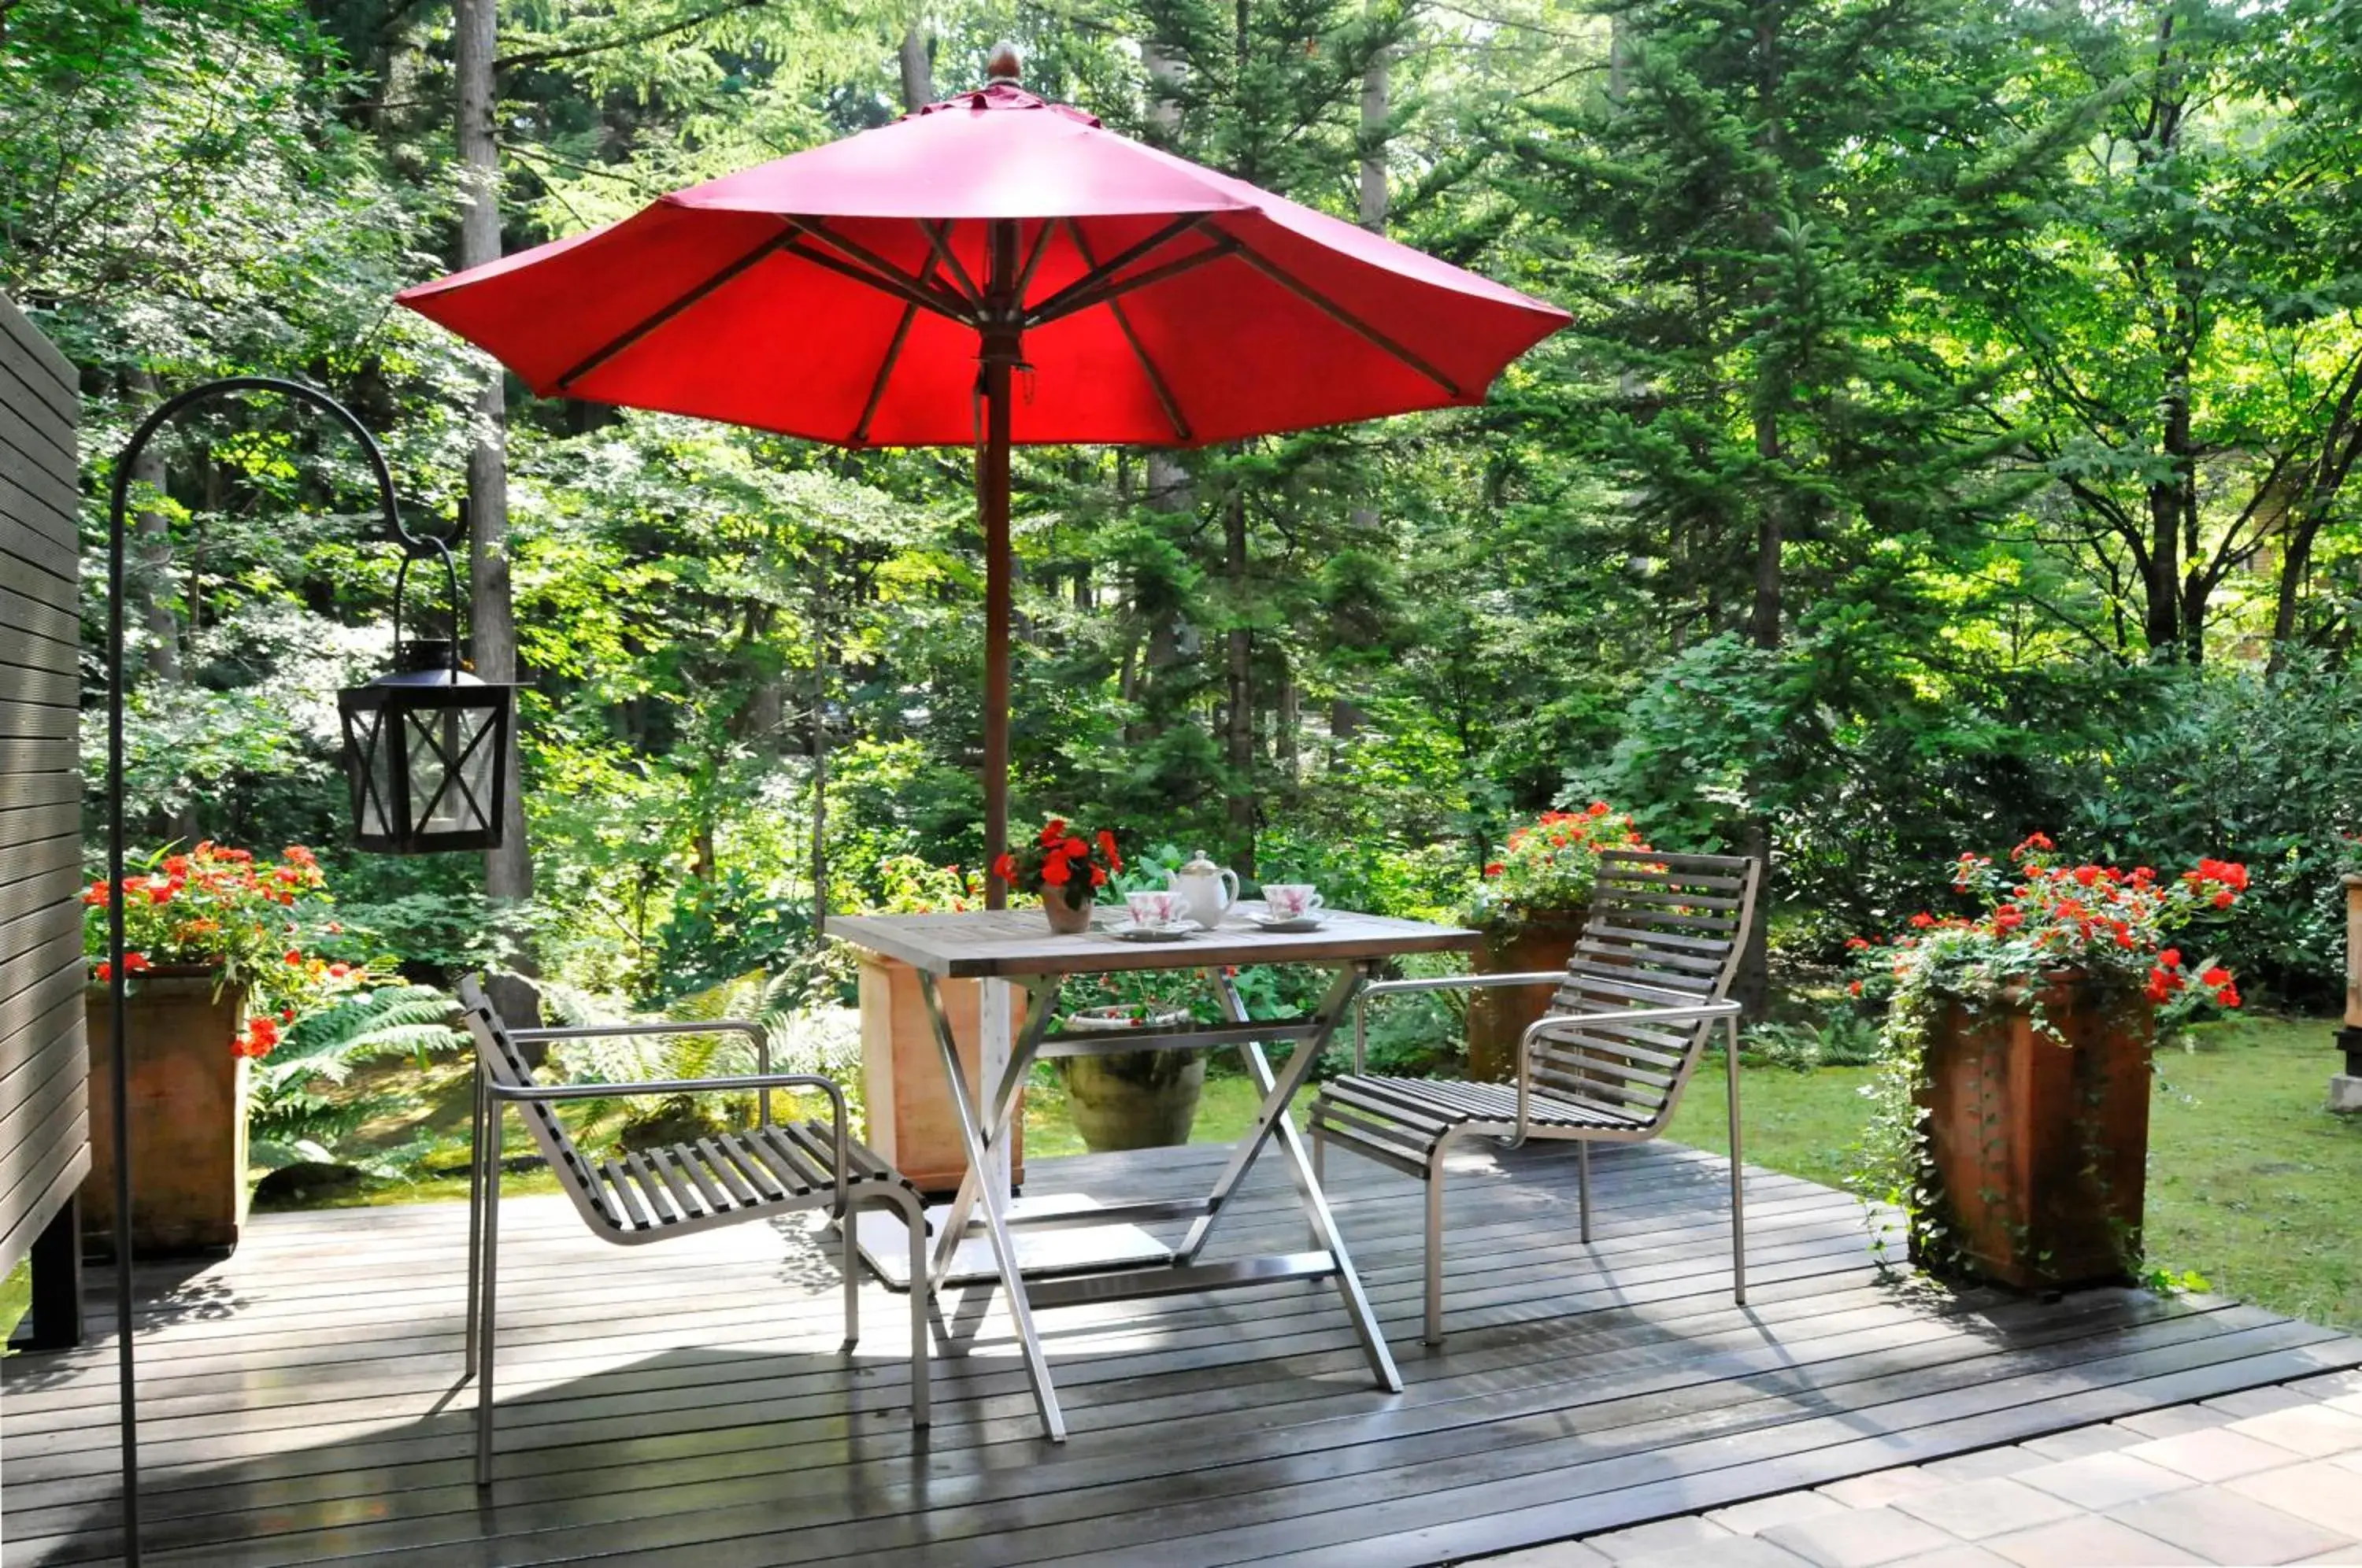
<box><xmin>398</xmin><ymin>46</ymin><xmax>1568</xmax><ymax>896</ymax></box>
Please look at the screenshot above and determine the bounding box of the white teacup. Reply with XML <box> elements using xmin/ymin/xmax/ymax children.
<box><xmin>1264</xmin><ymin>883</ymin><xmax>1324</xmax><ymax>919</ymax></box>
<box><xmin>1125</xmin><ymin>889</ymin><xmax>1184</xmax><ymax>927</ymax></box>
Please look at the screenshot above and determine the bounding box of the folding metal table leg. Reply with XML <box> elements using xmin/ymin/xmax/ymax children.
<box><xmin>1190</xmin><ymin>966</ymin><xmax>1403</xmax><ymax>1393</ymax></box>
<box><xmin>917</xmin><ymin>971</ymin><xmax>1068</xmax><ymax>1441</ymax></box>
<box><xmin>929</xmin><ymin>978</ymin><xmax>1060</xmax><ymax>1290</ymax></box>
<box><xmin>1174</xmin><ymin>965</ymin><xmax>1358</xmax><ymax>1260</ymax></box>
<box><xmin>1727</xmin><ymin>1011</ymin><xmax>1747</xmax><ymax>1306</ymax></box>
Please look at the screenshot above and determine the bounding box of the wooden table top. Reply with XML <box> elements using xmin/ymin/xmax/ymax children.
<box><xmin>827</xmin><ymin>906</ymin><xmax>1479</xmax><ymax>978</ymax></box>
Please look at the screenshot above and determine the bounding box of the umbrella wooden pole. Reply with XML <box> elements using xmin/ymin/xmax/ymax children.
<box><xmin>980</xmin><ymin>216</ymin><xmax>1020</xmax><ymax>910</ymax></box>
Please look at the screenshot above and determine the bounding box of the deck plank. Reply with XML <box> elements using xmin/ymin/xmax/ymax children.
<box><xmin>5</xmin><ymin>1139</ymin><xmax>2355</xmax><ymax>1568</ymax></box>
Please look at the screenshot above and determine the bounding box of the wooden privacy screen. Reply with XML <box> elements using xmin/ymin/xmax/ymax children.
<box><xmin>0</xmin><ymin>292</ymin><xmax>89</xmax><ymax>1284</ymax></box>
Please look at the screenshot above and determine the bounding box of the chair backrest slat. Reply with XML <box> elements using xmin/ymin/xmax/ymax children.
<box><xmin>456</xmin><ymin>976</ymin><xmax>622</xmax><ymax>1233</ymax></box>
<box><xmin>1537</xmin><ymin>850</ymin><xmax>1762</xmax><ymax>1133</ymax></box>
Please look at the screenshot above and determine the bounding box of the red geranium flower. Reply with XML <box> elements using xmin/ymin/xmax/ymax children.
<box><xmin>993</xmin><ymin>852</ymin><xmax>1018</xmax><ymax>883</ymax></box>
<box><xmin>1095</xmin><ymin>830</ymin><xmax>1122</xmax><ymax>871</ymax></box>
<box><xmin>1040</xmin><ymin>855</ymin><xmax>1072</xmax><ymax>887</ymax></box>
<box><xmin>1038</xmin><ymin>819</ymin><xmax>1068</xmax><ymax>847</ymax></box>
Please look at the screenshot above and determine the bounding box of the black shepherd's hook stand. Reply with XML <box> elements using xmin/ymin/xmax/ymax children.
<box><xmin>102</xmin><ymin>378</ymin><xmax>419</xmax><ymax>1564</ymax></box>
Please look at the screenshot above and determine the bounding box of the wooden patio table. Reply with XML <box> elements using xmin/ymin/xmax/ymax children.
<box><xmin>827</xmin><ymin>905</ymin><xmax>1479</xmax><ymax>1441</ymax></box>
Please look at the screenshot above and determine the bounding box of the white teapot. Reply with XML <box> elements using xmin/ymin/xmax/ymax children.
<box><xmin>1166</xmin><ymin>849</ymin><xmax>1239</xmax><ymax>929</ymax></box>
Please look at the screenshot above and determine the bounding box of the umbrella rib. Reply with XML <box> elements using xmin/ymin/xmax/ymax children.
<box><xmin>851</xmin><ymin>253</ymin><xmax>942</xmax><ymax>446</ymax></box>
<box><xmin>1027</xmin><ymin>234</ymin><xmax>1238</xmax><ymax>330</ymax></box>
<box><xmin>1227</xmin><ymin>240</ymin><xmax>1462</xmax><ymax>398</ymax></box>
<box><xmin>788</xmin><ymin>217</ymin><xmax>977</xmax><ymax>324</ymax></box>
<box><xmin>1013</xmin><ymin>219</ymin><xmax>1056</xmax><ymax>303</ymax></box>
<box><xmin>1022</xmin><ymin>214</ymin><xmax>1211</xmax><ymax>327</ymax></box>
<box><xmin>1064</xmin><ymin>220</ymin><xmax>1191</xmax><ymax>445</ymax></box>
<box><xmin>555</xmin><ymin>231</ymin><xmax>796</xmax><ymax>391</ymax></box>
<box><xmin>920</xmin><ymin>220</ymin><xmax>985</xmax><ymax>309</ymax></box>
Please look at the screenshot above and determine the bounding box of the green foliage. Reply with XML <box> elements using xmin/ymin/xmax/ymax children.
<box><xmin>16</xmin><ymin>0</ymin><xmax>2362</xmax><ymax>1125</ymax></box>
<box><xmin>247</xmin><ymin>984</ymin><xmax>466</xmax><ymax>1175</ymax></box>
<box><xmin>544</xmin><ymin>969</ymin><xmax>865</xmax><ymax>1147</ymax></box>
<box><xmin>1742</xmin><ymin>1013</ymin><xmax>1882</xmax><ymax>1074</ymax></box>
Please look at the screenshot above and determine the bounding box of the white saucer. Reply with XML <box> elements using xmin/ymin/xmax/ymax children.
<box><xmin>1109</xmin><ymin>919</ymin><xmax>1201</xmax><ymax>942</ymax></box>
<box><xmin>1246</xmin><ymin>911</ymin><xmax>1327</xmax><ymax>932</ymax></box>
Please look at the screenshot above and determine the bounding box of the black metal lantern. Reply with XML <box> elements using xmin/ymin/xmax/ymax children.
<box><xmin>338</xmin><ymin>541</ymin><xmax>515</xmax><ymax>853</ymax></box>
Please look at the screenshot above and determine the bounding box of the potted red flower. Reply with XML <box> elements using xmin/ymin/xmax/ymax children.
<box><xmin>80</xmin><ymin>841</ymin><xmax>363</xmax><ymax>1255</ymax></box>
<box><xmin>1849</xmin><ymin>834</ymin><xmax>2247</xmax><ymax>1289</ymax></box>
<box><xmin>994</xmin><ymin>819</ymin><xmax>1123</xmax><ymax>934</ymax></box>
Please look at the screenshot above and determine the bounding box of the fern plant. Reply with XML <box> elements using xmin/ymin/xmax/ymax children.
<box><xmin>544</xmin><ymin>968</ymin><xmax>866</xmax><ymax>1150</ymax></box>
<box><xmin>247</xmin><ymin>984</ymin><xmax>466</xmax><ymax>1177</ymax></box>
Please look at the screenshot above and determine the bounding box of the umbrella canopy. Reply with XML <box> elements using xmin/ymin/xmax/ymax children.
<box><xmin>398</xmin><ymin>75</ymin><xmax>1564</xmax><ymax>446</ymax></box>
<box><xmin>398</xmin><ymin>49</ymin><xmax>1568</xmax><ymax>891</ymax></box>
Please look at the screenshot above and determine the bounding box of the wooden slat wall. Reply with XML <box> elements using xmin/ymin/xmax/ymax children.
<box><xmin>0</xmin><ymin>292</ymin><xmax>87</xmax><ymax>1281</ymax></box>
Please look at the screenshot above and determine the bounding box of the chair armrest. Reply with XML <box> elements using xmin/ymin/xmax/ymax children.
<box><xmin>1506</xmin><ymin>999</ymin><xmax>1743</xmax><ymax>1148</ymax></box>
<box><xmin>1348</xmin><ymin>971</ymin><xmax>1568</xmax><ymax>1074</ymax></box>
<box><xmin>506</xmin><ymin>1018</ymin><xmax>776</xmax><ymax>1117</ymax></box>
<box><xmin>490</xmin><ymin>1071</ymin><xmax>850</xmax><ymax>1215</ymax></box>
<box><xmin>1519</xmin><ymin>998</ymin><xmax>1742</xmax><ymax>1048</ymax></box>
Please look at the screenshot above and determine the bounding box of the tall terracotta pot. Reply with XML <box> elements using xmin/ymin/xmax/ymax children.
<box><xmin>857</xmin><ymin>955</ymin><xmax>1026</xmax><ymax>1196</ymax></box>
<box><xmin>1915</xmin><ymin>972</ymin><xmax>2153</xmax><ymax>1289</ymax></box>
<box><xmin>1466</xmin><ymin>908</ymin><xmax>1586</xmax><ymax>1082</ymax></box>
<box><xmin>82</xmin><ymin>967</ymin><xmax>252</xmax><ymax>1257</ymax></box>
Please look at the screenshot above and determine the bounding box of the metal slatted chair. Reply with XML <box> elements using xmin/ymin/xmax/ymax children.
<box><xmin>454</xmin><ymin>977</ymin><xmax>930</xmax><ymax>1486</ymax></box>
<box><xmin>1309</xmin><ymin>850</ymin><xmax>1761</xmax><ymax>1345</ymax></box>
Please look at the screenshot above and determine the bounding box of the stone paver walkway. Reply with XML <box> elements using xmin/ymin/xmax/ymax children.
<box><xmin>1472</xmin><ymin>1370</ymin><xmax>2362</xmax><ymax>1568</ymax></box>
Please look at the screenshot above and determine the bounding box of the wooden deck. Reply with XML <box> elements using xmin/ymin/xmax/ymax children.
<box><xmin>7</xmin><ymin>1138</ymin><xmax>2359</xmax><ymax>1567</ymax></box>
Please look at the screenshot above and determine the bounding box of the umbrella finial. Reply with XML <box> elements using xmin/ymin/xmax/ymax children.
<box><xmin>987</xmin><ymin>40</ymin><xmax>1023</xmax><ymax>86</ymax></box>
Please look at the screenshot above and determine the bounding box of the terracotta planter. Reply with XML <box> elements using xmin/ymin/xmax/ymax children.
<box><xmin>1915</xmin><ymin>973</ymin><xmax>2153</xmax><ymax>1290</ymax></box>
<box><xmin>81</xmin><ymin>968</ymin><xmax>251</xmax><ymax>1257</ymax></box>
<box><xmin>1041</xmin><ymin>891</ymin><xmax>1094</xmax><ymax>934</ymax></box>
<box><xmin>857</xmin><ymin>955</ymin><xmax>1025</xmax><ymax>1196</ymax></box>
<box><xmin>1466</xmin><ymin>908</ymin><xmax>1586</xmax><ymax>1082</ymax></box>
<box><xmin>1064</xmin><ymin>1048</ymin><xmax>1205</xmax><ymax>1152</ymax></box>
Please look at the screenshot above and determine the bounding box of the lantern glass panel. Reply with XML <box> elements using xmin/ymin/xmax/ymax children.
<box><xmin>355</xmin><ymin>708</ymin><xmax>396</xmax><ymax>839</ymax></box>
<box><xmin>402</xmin><ymin>702</ymin><xmax>498</xmax><ymax>838</ymax></box>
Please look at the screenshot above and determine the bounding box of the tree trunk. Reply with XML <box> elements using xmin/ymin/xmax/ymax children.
<box><xmin>1275</xmin><ymin>660</ymin><xmax>1298</xmax><ymax>787</ymax></box>
<box><xmin>124</xmin><ymin>373</ymin><xmax>182</xmax><ymax>686</ymax></box>
<box><xmin>809</xmin><ymin>557</ymin><xmax>832</xmax><ymax>938</ymax></box>
<box><xmin>1224</xmin><ymin>492</ymin><xmax>1253</xmax><ymax>869</ymax></box>
<box><xmin>1749</xmin><ymin>412</ymin><xmax>1783</xmax><ymax>650</ymax></box>
<box><xmin>2268</xmin><ymin>377</ymin><xmax>2362</xmax><ymax>671</ymax></box>
<box><xmin>1325</xmin><ymin>17</ymin><xmax>1390</xmax><ymax>756</ymax></box>
<box><xmin>124</xmin><ymin>372</ymin><xmax>198</xmax><ymax>844</ymax></box>
<box><xmin>898</xmin><ymin>17</ymin><xmax>931</xmax><ymax>113</ymax></box>
<box><xmin>457</xmin><ymin>0</ymin><xmax>533</xmax><ymax>930</ymax></box>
